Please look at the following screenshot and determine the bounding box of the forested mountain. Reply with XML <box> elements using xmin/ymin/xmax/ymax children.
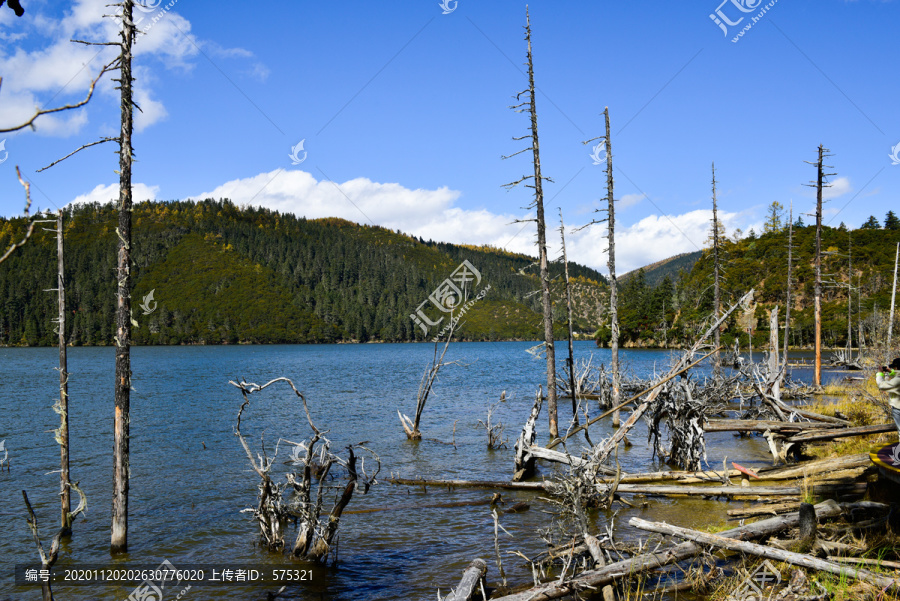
<box><xmin>613</xmin><ymin>221</ymin><xmax>900</xmax><ymax>349</ymax></box>
<box><xmin>619</xmin><ymin>251</ymin><xmax>701</xmax><ymax>289</ymax></box>
<box><xmin>0</xmin><ymin>199</ymin><xmax>607</xmax><ymax>346</ymax></box>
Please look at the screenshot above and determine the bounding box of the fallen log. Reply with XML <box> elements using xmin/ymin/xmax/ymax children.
<box><xmin>613</xmin><ymin>481</ymin><xmax>866</xmax><ymax>498</ymax></box>
<box><xmin>490</xmin><ymin>499</ymin><xmax>841</xmax><ymax>601</ymax></box>
<box><xmin>525</xmin><ymin>445</ymin><xmax>616</xmax><ymax>475</ymax></box>
<box><xmin>442</xmin><ymin>558</ymin><xmax>487</xmax><ymax>601</ymax></box>
<box><xmin>785</xmin><ymin>423</ymin><xmax>895</xmax><ymax>444</ymax></box>
<box><xmin>754</xmin><ymin>453</ymin><xmax>870</xmax><ymax>480</ymax></box>
<box><xmin>629</xmin><ymin>516</ymin><xmax>900</xmax><ymax>593</ymax></box>
<box><xmin>703</xmin><ymin>418</ymin><xmax>843</xmax><ymax>433</ymax></box>
<box><xmin>727</xmin><ymin>500</ymin><xmax>807</xmax><ymax>519</ymax></box>
<box><xmin>387</xmin><ymin>477</ymin><xmax>547</xmax><ymax>491</ymax></box>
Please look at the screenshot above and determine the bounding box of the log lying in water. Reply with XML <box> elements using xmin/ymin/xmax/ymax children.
<box><xmin>703</xmin><ymin>418</ymin><xmax>843</xmax><ymax>433</ymax></box>
<box><xmin>785</xmin><ymin>423</ymin><xmax>895</xmax><ymax>444</ymax></box>
<box><xmin>729</xmin><ymin>499</ymin><xmax>890</xmax><ymax>520</ymax></box>
<box><xmin>629</xmin><ymin>516</ymin><xmax>900</xmax><ymax>593</ymax></box>
<box><xmin>491</xmin><ymin>499</ymin><xmax>842</xmax><ymax>601</ymax></box>
<box><xmin>387</xmin><ymin>477</ymin><xmax>548</xmax><ymax>491</ymax></box>
<box><xmin>442</xmin><ymin>558</ymin><xmax>487</xmax><ymax>601</ymax></box>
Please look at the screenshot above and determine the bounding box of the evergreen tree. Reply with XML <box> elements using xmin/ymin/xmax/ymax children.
<box><xmin>794</xmin><ymin>215</ymin><xmax>806</xmax><ymax>228</ymax></box>
<box><xmin>860</xmin><ymin>215</ymin><xmax>880</xmax><ymax>229</ymax></box>
<box><xmin>885</xmin><ymin>211</ymin><xmax>900</xmax><ymax>230</ymax></box>
<box><xmin>763</xmin><ymin>201</ymin><xmax>784</xmax><ymax>234</ymax></box>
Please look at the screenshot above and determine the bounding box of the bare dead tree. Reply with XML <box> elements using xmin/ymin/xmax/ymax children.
<box><xmin>478</xmin><ymin>397</ymin><xmax>509</xmax><ymax>450</ymax></box>
<box><xmin>43</xmin><ymin>211</ymin><xmax>73</xmax><ymax>535</ymax></box>
<box><xmin>711</xmin><ymin>163</ymin><xmax>723</xmax><ymax>378</ymax></box>
<box><xmin>783</xmin><ymin>202</ymin><xmax>794</xmax><ymax>365</ymax></box>
<box><xmin>111</xmin><ymin>0</ymin><xmax>136</xmax><ymax>554</ymax></box>
<box><xmin>503</xmin><ymin>7</ymin><xmax>558</xmax><ymax>440</ymax></box>
<box><xmin>581</xmin><ymin>108</ymin><xmax>621</xmax><ymax>428</ymax></box>
<box><xmin>230</xmin><ymin>377</ymin><xmax>378</xmax><ymax>562</ymax></box>
<box><xmin>399</xmin><ymin>314</ymin><xmax>461</xmax><ymax>440</ymax></box>
<box><xmin>21</xmin><ymin>484</ymin><xmax>86</xmax><ymax>601</ymax></box>
<box><xmin>558</xmin><ymin>209</ymin><xmax>578</xmax><ymax>426</ymax></box>
<box><xmin>805</xmin><ymin>145</ymin><xmax>834</xmax><ymax>387</ymax></box>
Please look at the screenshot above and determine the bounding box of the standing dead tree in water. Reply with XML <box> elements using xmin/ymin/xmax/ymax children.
<box><xmin>558</xmin><ymin>209</ymin><xmax>579</xmax><ymax>426</ymax></box>
<box><xmin>805</xmin><ymin>144</ymin><xmax>835</xmax><ymax>387</ymax></box>
<box><xmin>478</xmin><ymin>396</ymin><xmax>509</xmax><ymax>450</ymax></box>
<box><xmin>231</xmin><ymin>377</ymin><xmax>378</xmax><ymax>562</ymax></box>
<box><xmin>710</xmin><ymin>163</ymin><xmax>725</xmax><ymax>377</ymax></box>
<box><xmin>582</xmin><ymin>108</ymin><xmax>621</xmax><ymax>427</ymax></box>
<box><xmin>503</xmin><ymin>7</ymin><xmax>558</xmax><ymax>440</ymax></box>
<box><xmin>399</xmin><ymin>314</ymin><xmax>461</xmax><ymax>440</ymax></box>
<box><xmin>513</xmin><ymin>387</ymin><xmax>543</xmax><ymax>481</ymax></box>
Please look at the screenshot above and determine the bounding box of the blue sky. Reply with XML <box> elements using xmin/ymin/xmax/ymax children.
<box><xmin>1</xmin><ymin>0</ymin><xmax>898</xmax><ymax>274</ymax></box>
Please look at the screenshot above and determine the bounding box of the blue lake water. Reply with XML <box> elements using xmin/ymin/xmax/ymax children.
<box><xmin>0</xmin><ymin>342</ymin><xmax>839</xmax><ymax>600</ymax></box>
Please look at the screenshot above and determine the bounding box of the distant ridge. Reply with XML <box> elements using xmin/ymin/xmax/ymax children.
<box><xmin>619</xmin><ymin>251</ymin><xmax>702</xmax><ymax>288</ymax></box>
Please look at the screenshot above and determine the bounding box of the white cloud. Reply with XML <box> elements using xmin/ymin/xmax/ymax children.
<box><xmin>0</xmin><ymin>1</ymin><xmax>253</xmax><ymax>135</ymax></box>
<box><xmin>619</xmin><ymin>193</ymin><xmax>643</xmax><ymax>209</ymax></box>
<box><xmin>823</xmin><ymin>176</ymin><xmax>851</xmax><ymax>200</ymax></box>
<box><xmin>70</xmin><ymin>182</ymin><xmax>160</xmax><ymax>206</ymax></box>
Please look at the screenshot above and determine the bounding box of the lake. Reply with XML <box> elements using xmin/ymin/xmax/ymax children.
<box><xmin>0</xmin><ymin>342</ymin><xmax>838</xmax><ymax>600</ymax></box>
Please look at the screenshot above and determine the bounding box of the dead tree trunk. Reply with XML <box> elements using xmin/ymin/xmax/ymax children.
<box><xmin>603</xmin><ymin>108</ymin><xmax>621</xmax><ymax>428</ymax></box>
<box><xmin>889</xmin><ymin>242</ymin><xmax>899</xmax><ymax>349</ymax></box>
<box><xmin>806</xmin><ymin>144</ymin><xmax>834</xmax><ymax>388</ymax></box>
<box><xmin>513</xmin><ymin>387</ymin><xmax>542</xmax><ymax>481</ymax></box>
<box><xmin>711</xmin><ymin>162</ymin><xmax>723</xmax><ymax>378</ymax></box>
<box><xmin>399</xmin><ymin>316</ymin><xmax>458</xmax><ymax>440</ymax></box>
<box><xmin>768</xmin><ymin>306</ymin><xmax>781</xmax><ymax>401</ymax></box>
<box><xmin>54</xmin><ymin>211</ymin><xmax>71</xmax><ymax>536</ymax></box>
<box><xmin>111</xmin><ymin>0</ymin><xmax>136</xmax><ymax>554</ymax></box>
<box><xmin>503</xmin><ymin>9</ymin><xmax>557</xmax><ymax>439</ymax></box>
<box><xmin>442</xmin><ymin>558</ymin><xmax>487</xmax><ymax>601</ymax></box>
<box><xmin>558</xmin><ymin>210</ymin><xmax>578</xmax><ymax>424</ymax></box>
<box><xmin>783</xmin><ymin>203</ymin><xmax>794</xmax><ymax>365</ymax></box>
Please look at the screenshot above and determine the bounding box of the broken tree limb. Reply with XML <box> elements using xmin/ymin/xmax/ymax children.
<box><xmin>592</xmin><ymin>290</ymin><xmax>755</xmax><ymax>465</ymax></box>
<box><xmin>491</xmin><ymin>499</ymin><xmax>842</xmax><ymax>601</ymax></box>
<box><xmin>442</xmin><ymin>558</ymin><xmax>487</xmax><ymax>601</ymax></box>
<box><xmin>629</xmin><ymin>515</ymin><xmax>900</xmax><ymax>593</ymax></box>
<box><xmin>513</xmin><ymin>387</ymin><xmax>543</xmax><ymax>481</ymax></box>
<box><xmin>785</xmin><ymin>423</ymin><xmax>895</xmax><ymax>444</ymax></box>
<box><xmin>703</xmin><ymin>418</ymin><xmax>843</xmax><ymax>433</ymax></box>
<box><xmin>548</xmin><ymin>347</ymin><xmax>721</xmax><ymax>450</ymax></box>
